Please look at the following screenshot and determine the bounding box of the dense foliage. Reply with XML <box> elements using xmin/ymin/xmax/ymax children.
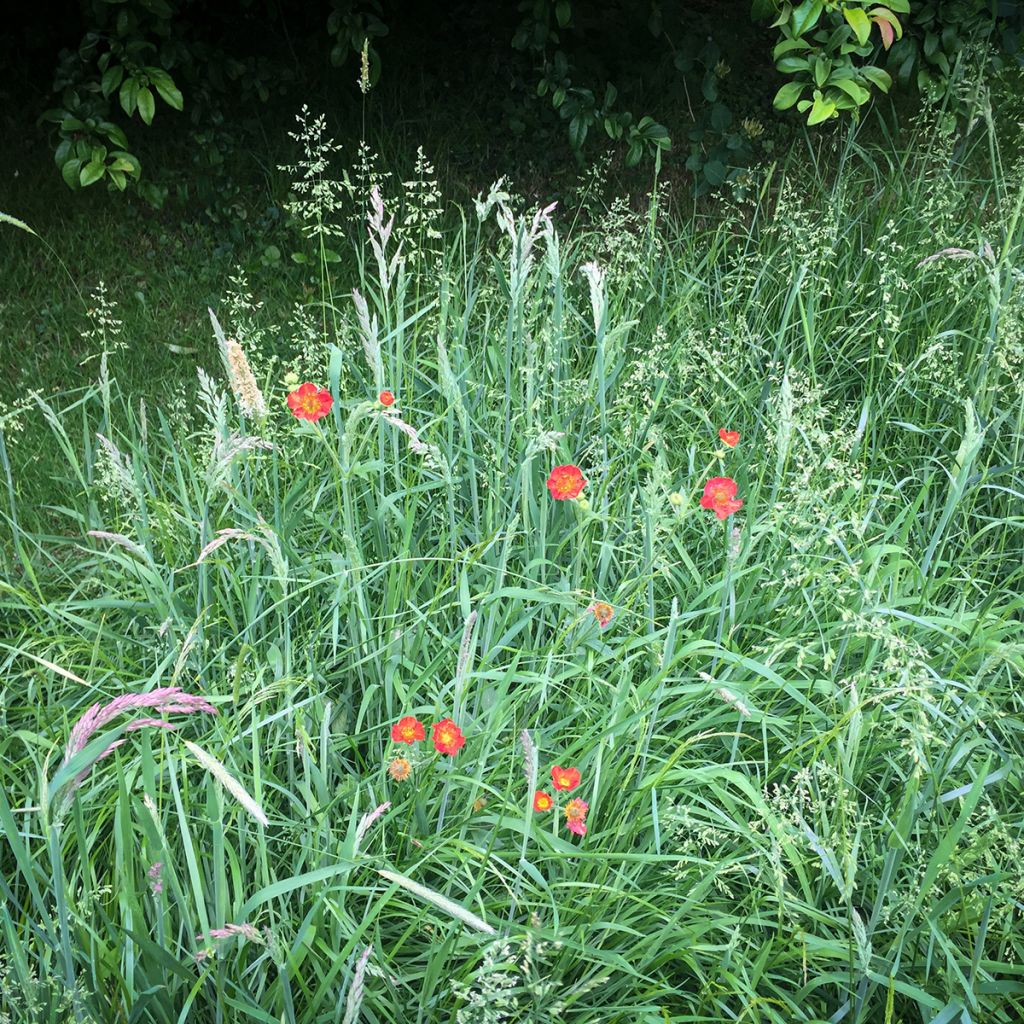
<box><xmin>2</xmin><ymin>83</ymin><xmax>1024</xmax><ymax>1020</ymax></box>
<box><xmin>21</xmin><ymin>0</ymin><xmax>1022</xmax><ymax>204</ymax></box>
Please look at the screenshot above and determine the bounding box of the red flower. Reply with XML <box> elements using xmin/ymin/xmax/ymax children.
<box><xmin>388</xmin><ymin>756</ymin><xmax>411</xmax><ymax>782</ymax></box>
<box><xmin>390</xmin><ymin>716</ymin><xmax>425</xmax><ymax>744</ymax></box>
<box><xmin>719</xmin><ymin>429</ymin><xmax>740</xmax><ymax>448</ymax></box>
<box><xmin>379</xmin><ymin>390</ymin><xmax>395</xmax><ymax>407</ymax></box>
<box><xmin>546</xmin><ymin>464</ymin><xmax>586</xmax><ymax>501</ymax></box>
<box><xmin>287</xmin><ymin>382</ymin><xmax>333</xmax><ymax>422</ymax></box>
<box><xmin>551</xmin><ymin>766</ymin><xmax>581</xmax><ymax>792</ymax></box>
<box><xmin>700</xmin><ymin>477</ymin><xmax>744</xmax><ymax>520</ymax></box>
<box><xmin>564</xmin><ymin>797</ymin><xmax>589</xmax><ymax>836</ymax></box>
<box><xmin>588</xmin><ymin>602</ymin><xmax>614</xmax><ymax>629</ymax></box>
<box><xmin>431</xmin><ymin>718</ymin><xmax>465</xmax><ymax>756</ymax></box>
<box><xmin>533</xmin><ymin>791</ymin><xmax>554</xmax><ymax>812</ymax></box>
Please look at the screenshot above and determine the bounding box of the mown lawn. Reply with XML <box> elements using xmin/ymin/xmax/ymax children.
<box><xmin>2</xmin><ymin>110</ymin><xmax>1024</xmax><ymax>1023</ymax></box>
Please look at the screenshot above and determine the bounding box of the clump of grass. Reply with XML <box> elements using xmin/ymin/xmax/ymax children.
<box><xmin>2</xmin><ymin>99</ymin><xmax>1024</xmax><ymax>1024</ymax></box>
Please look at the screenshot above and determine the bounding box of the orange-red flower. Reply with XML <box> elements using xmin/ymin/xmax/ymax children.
<box><xmin>588</xmin><ymin>602</ymin><xmax>614</xmax><ymax>629</ymax></box>
<box><xmin>546</xmin><ymin>464</ymin><xmax>586</xmax><ymax>501</ymax></box>
<box><xmin>533</xmin><ymin>790</ymin><xmax>554</xmax><ymax>812</ymax></box>
<box><xmin>551</xmin><ymin>765</ymin><xmax>581</xmax><ymax>792</ymax></box>
<box><xmin>390</xmin><ymin>716</ymin><xmax>425</xmax><ymax>744</ymax></box>
<box><xmin>564</xmin><ymin>797</ymin><xmax>589</xmax><ymax>836</ymax></box>
<box><xmin>719</xmin><ymin>429</ymin><xmax>740</xmax><ymax>448</ymax></box>
<box><xmin>700</xmin><ymin>477</ymin><xmax>744</xmax><ymax>520</ymax></box>
<box><xmin>379</xmin><ymin>390</ymin><xmax>395</xmax><ymax>407</ymax></box>
<box><xmin>431</xmin><ymin>718</ymin><xmax>465</xmax><ymax>756</ymax></box>
<box><xmin>287</xmin><ymin>382</ymin><xmax>333</xmax><ymax>422</ymax></box>
<box><xmin>388</xmin><ymin>756</ymin><xmax>411</xmax><ymax>782</ymax></box>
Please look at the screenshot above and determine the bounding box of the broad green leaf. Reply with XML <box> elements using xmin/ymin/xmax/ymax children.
<box><xmin>791</xmin><ymin>0</ymin><xmax>824</xmax><ymax>36</ymax></box>
<box><xmin>832</xmin><ymin>77</ymin><xmax>870</xmax><ymax>105</ymax></box>
<box><xmin>61</xmin><ymin>158</ymin><xmax>83</xmax><ymax>189</ymax></box>
<box><xmin>843</xmin><ymin>7</ymin><xmax>871</xmax><ymax>45</ymax></box>
<box><xmin>862</xmin><ymin>65</ymin><xmax>893</xmax><ymax>91</ymax></box>
<box><xmin>773</xmin><ymin>81</ymin><xmax>806</xmax><ymax>109</ymax></box>
<box><xmin>807</xmin><ymin>94</ymin><xmax>837</xmax><ymax>125</ymax></box>
<box><xmin>79</xmin><ymin>160</ymin><xmax>106</xmax><ymax>187</ymax></box>
<box><xmin>137</xmin><ymin>86</ymin><xmax>156</xmax><ymax>125</ymax></box>
<box><xmin>100</xmin><ymin>64</ymin><xmax>124</xmax><ymax>98</ymax></box>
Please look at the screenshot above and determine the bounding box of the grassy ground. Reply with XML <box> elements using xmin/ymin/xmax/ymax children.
<box><xmin>2</xmin><ymin>102</ymin><xmax>1024</xmax><ymax>1023</ymax></box>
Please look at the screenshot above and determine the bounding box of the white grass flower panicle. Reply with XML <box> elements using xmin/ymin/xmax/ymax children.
<box><xmin>367</xmin><ymin>184</ymin><xmax>403</xmax><ymax>292</ymax></box>
<box><xmin>354</xmin><ymin>801</ymin><xmax>391</xmax><ymax>853</ymax></box>
<box><xmin>352</xmin><ymin>288</ymin><xmax>382</xmax><ymax>386</ymax></box>
<box><xmin>473</xmin><ymin>177</ymin><xmax>511</xmax><ymax>222</ymax></box>
<box><xmin>278</xmin><ymin>105</ymin><xmax>345</xmax><ymax>239</ymax></box>
<box><xmin>401</xmin><ymin>146</ymin><xmax>444</xmax><ymax>271</ymax></box>
<box><xmin>580</xmin><ymin>261</ymin><xmax>606</xmax><ymax>335</ymax></box>
<box><xmin>82</xmin><ymin>280</ymin><xmax>125</xmax><ymax>354</ymax></box>
<box><xmin>342</xmin><ymin>946</ymin><xmax>373</xmax><ymax>1024</ymax></box>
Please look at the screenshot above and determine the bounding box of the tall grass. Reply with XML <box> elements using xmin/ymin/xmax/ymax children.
<box><xmin>2</xmin><ymin>108</ymin><xmax>1024</xmax><ymax>1023</ymax></box>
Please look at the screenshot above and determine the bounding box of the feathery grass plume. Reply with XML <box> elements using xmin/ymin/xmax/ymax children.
<box><xmin>95</xmin><ymin>432</ymin><xmax>138</xmax><ymax>498</ymax></box>
<box><xmin>86</xmin><ymin>530</ymin><xmax>151</xmax><ymax>562</ymax></box>
<box><xmin>717</xmin><ymin>687</ymin><xmax>751</xmax><ymax>718</ymax></box>
<box><xmin>359</xmin><ymin>37</ymin><xmax>371</xmax><ymax>94</ymax></box>
<box><xmin>60</xmin><ymin>687</ymin><xmax>217</xmax><ymax>803</ymax></box>
<box><xmin>728</xmin><ymin>525</ymin><xmax>742</xmax><ymax>563</ymax></box>
<box><xmin>453</xmin><ymin>610</ymin><xmax>478</xmax><ymax>722</ymax></box>
<box><xmin>377</xmin><ymin>870</ymin><xmax>495</xmax><ymax>934</ymax></box>
<box><xmin>354</xmin><ymin>801</ymin><xmax>391</xmax><ymax>853</ymax></box>
<box><xmin>192</xmin><ymin>528</ymin><xmax>258</xmax><ymax>566</ymax></box>
<box><xmin>495</xmin><ymin>198</ymin><xmax>557</xmax><ymax>293</ymax></box>
<box><xmin>367</xmin><ymin>185</ymin><xmax>403</xmax><ymax>292</ymax></box>
<box><xmin>194</xmin><ymin>923</ymin><xmax>265</xmax><ymax>963</ymax></box>
<box><xmin>916</xmin><ymin>246</ymin><xmax>980</xmax><ymax>268</ymax></box>
<box><xmin>206</xmin><ymin>432</ymin><xmax>274</xmax><ymax>490</ymax></box>
<box><xmin>343</xmin><ymin>945</ymin><xmax>373</xmax><ymax>1024</ymax></box>
<box><xmin>381</xmin><ymin>411</ymin><xmax>440</xmax><ymax>467</ymax></box>
<box><xmin>223</xmin><ymin>338</ymin><xmax>267</xmax><ymax>419</ymax></box>
<box><xmin>210</xmin><ymin>306</ymin><xmax>265</xmax><ymax>416</ymax></box>
<box><xmin>519</xmin><ymin>729</ymin><xmax>537</xmax><ymax>787</ymax></box>
<box><xmin>352</xmin><ymin>288</ymin><xmax>382</xmax><ymax>385</ymax></box>
<box><xmin>182</xmin><ymin>739</ymin><xmax>270</xmax><ymax>827</ymax></box>
<box><xmin>472</xmin><ymin>177</ymin><xmax>510</xmax><ymax>222</ymax></box>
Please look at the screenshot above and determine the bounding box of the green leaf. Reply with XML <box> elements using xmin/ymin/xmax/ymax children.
<box><xmin>149</xmin><ymin>68</ymin><xmax>184</xmax><ymax>110</ymax></box>
<box><xmin>100</xmin><ymin>64</ymin><xmax>124</xmax><ymax>99</ymax></box>
<box><xmin>843</xmin><ymin>7</ymin><xmax>871</xmax><ymax>45</ymax></box>
<box><xmin>119</xmin><ymin>78</ymin><xmax>138</xmax><ymax>116</ymax></box>
<box><xmin>807</xmin><ymin>93</ymin><xmax>837</xmax><ymax>124</ymax></box>
<box><xmin>80</xmin><ymin>160</ymin><xmax>106</xmax><ymax>187</ymax></box>
<box><xmin>703</xmin><ymin>159</ymin><xmax>727</xmax><ymax>185</ymax></box>
<box><xmin>832</xmin><ymin>77</ymin><xmax>870</xmax><ymax>105</ymax></box>
<box><xmin>791</xmin><ymin>0</ymin><xmax>824</xmax><ymax>36</ymax></box>
<box><xmin>61</xmin><ymin>158</ymin><xmax>83</xmax><ymax>189</ymax></box>
<box><xmin>773</xmin><ymin>81</ymin><xmax>806</xmax><ymax>109</ymax></box>
<box><xmin>862</xmin><ymin>66</ymin><xmax>892</xmax><ymax>91</ymax></box>
<box><xmin>555</xmin><ymin>0</ymin><xmax>571</xmax><ymax>27</ymax></box>
<box><xmin>137</xmin><ymin>87</ymin><xmax>156</xmax><ymax>125</ymax></box>
<box><xmin>773</xmin><ymin>38</ymin><xmax>812</xmax><ymax>59</ymax></box>
<box><xmin>777</xmin><ymin>56</ymin><xmax>810</xmax><ymax>73</ymax></box>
